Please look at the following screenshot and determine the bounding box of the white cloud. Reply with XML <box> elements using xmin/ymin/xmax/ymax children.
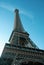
<box><xmin>0</xmin><ymin>3</ymin><xmax>14</xmax><ymax>12</ymax></box>
<box><xmin>0</xmin><ymin>2</ymin><xmax>34</xmax><ymax>20</ymax></box>
<box><xmin>19</xmin><ymin>10</ymin><xmax>34</xmax><ymax>20</ymax></box>
<box><xmin>0</xmin><ymin>41</ymin><xmax>5</xmax><ymax>56</ymax></box>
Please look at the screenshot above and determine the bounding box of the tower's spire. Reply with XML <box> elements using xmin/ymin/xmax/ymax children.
<box><xmin>14</xmin><ymin>9</ymin><xmax>25</xmax><ymax>32</ymax></box>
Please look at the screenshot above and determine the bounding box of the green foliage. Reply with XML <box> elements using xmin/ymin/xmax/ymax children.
<box><xmin>0</xmin><ymin>57</ymin><xmax>13</xmax><ymax>65</ymax></box>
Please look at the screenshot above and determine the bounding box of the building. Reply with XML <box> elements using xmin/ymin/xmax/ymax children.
<box><xmin>0</xmin><ymin>9</ymin><xmax>44</xmax><ymax>65</ymax></box>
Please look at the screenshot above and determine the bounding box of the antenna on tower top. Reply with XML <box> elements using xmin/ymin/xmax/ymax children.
<box><xmin>14</xmin><ymin>9</ymin><xmax>19</xmax><ymax>13</ymax></box>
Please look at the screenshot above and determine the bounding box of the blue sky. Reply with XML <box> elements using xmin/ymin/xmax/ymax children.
<box><xmin>0</xmin><ymin>0</ymin><xmax>44</xmax><ymax>56</ymax></box>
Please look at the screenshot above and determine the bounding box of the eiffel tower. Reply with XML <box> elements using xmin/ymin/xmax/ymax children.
<box><xmin>0</xmin><ymin>9</ymin><xmax>44</xmax><ymax>65</ymax></box>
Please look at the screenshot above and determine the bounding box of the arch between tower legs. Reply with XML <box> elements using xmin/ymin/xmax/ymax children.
<box><xmin>20</xmin><ymin>61</ymin><xmax>43</xmax><ymax>65</ymax></box>
<box><xmin>12</xmin><ymin>55</ymin><xmax>44</xmax><ymax>65</ymax></box>
<box><xmin>19</xmin><ymin>58</ymin><xmax>44</xmax><ymax>65</ymax></box>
